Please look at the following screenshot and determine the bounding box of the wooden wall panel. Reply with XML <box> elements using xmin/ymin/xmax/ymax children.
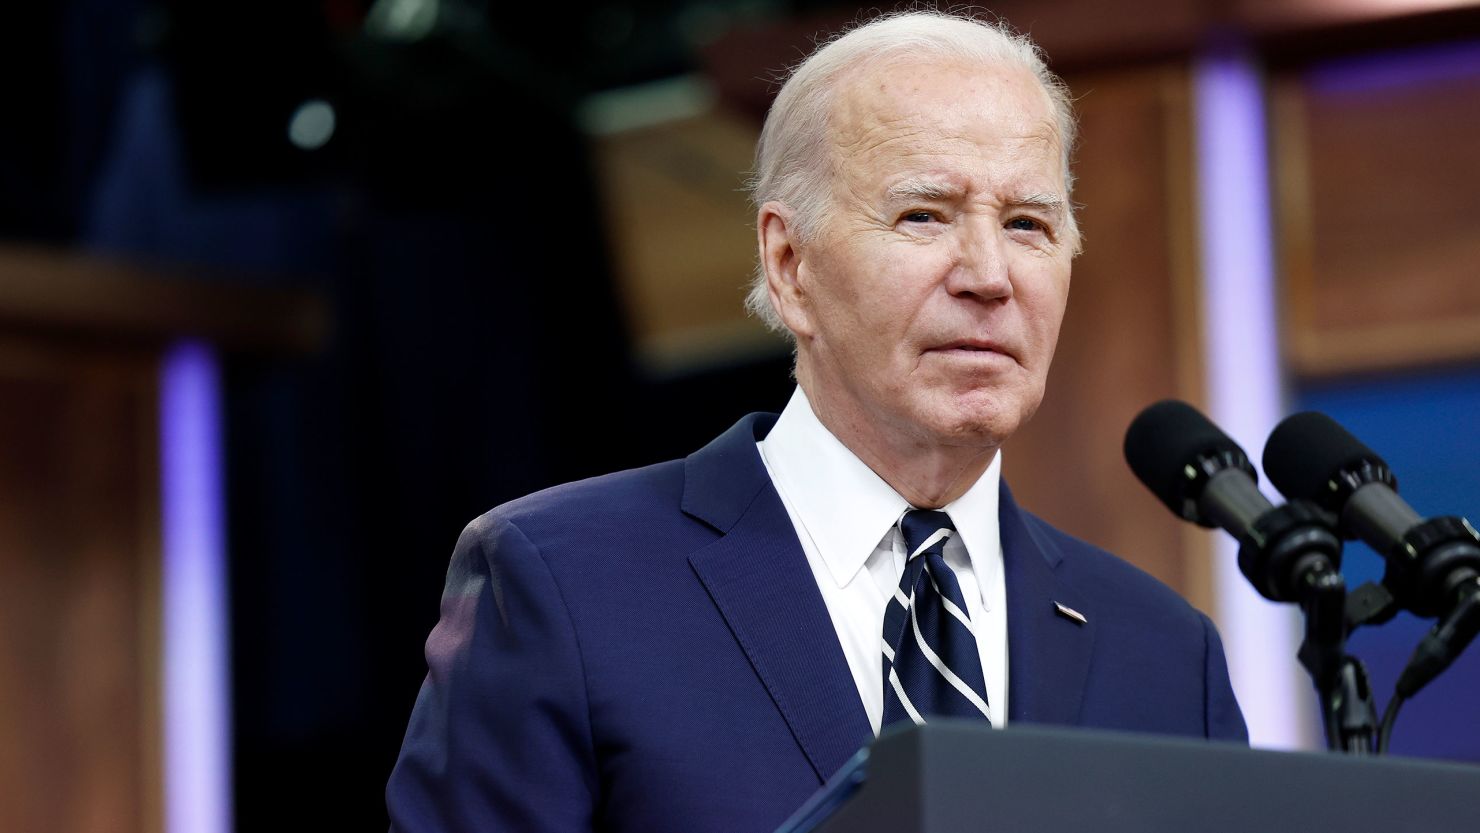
<box><xmin>0</xmin><ymin>340</ymin><xmax>160</xmax><ymax>833</ymax></box>
<box><xmin>588</xmin><ymin>98</ymin><xmax>786</xmax><ymax>376</ymax></box>
<box><xmin>1274</xmin><ymin>48</ymin><xmax>1480</xmax><ymax>376</ymax></box>
<box><xmin>1003</xmin><ymin>64</ymin><xmax>1213</xmax><ymax>610</ymax></box>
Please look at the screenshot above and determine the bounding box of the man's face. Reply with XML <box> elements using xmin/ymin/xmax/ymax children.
<box><xmin>786</xmin><ymin>57</ymin><xmax>1074</xmax><ymax>453</ymax></box>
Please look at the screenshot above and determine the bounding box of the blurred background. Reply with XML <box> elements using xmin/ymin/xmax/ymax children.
<box><xmin>1</xmin><ymin>1</ymin><xmax>1478</xmax><ymax>831</ymax></box>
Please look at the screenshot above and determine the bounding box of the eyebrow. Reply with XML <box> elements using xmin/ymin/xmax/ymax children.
<box><xmin>1008</xmin><ymin>193</ymin><xmax>1069</xmax><ymax>217</ymax></box>
<box><xmin>884</xmin><ymin>181</ymin><xmax>1067</xmax><ymax>217</ymax></box>
<box><xmin>884</xmin><ymin>178</ymin><xmax>961</xmax><ymax>203</ymax></box>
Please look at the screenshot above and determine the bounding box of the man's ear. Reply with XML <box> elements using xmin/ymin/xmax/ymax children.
<box><xmin>757</xmin><ymin>201</ymin><xmax>816</xmax><ymax>338</ymax></box>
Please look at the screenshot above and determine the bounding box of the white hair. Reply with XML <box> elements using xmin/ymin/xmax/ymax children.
<box><xmin>744</xmin><ymin>9</ymin><xmax>1081</xmax><ymax>335</ymax></box>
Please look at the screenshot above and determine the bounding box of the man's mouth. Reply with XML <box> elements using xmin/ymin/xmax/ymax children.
<box><xmin>932</xmin><ymin>339</ymin><xmax>1010</xmax><ymax>355</ymax></box>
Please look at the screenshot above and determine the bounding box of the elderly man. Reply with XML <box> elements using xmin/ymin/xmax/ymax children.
<box><xmin>387</xmin><ymin>11</ymin><xmax>1246</xmax><ymax>833</ymax></box>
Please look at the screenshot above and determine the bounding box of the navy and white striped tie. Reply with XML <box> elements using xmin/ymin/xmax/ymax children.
<box><xmin>881</xmin><ymin>510</ymin><xmax>991</xmax><ymax>727</ymax></box>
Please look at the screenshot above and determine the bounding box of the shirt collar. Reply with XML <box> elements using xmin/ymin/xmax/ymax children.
<box><xmin>760</xmin><ymin>386</ymin><xmax>1002</xmax><ymax>588</ymax></box>
<box><xmin>940</xmin><ymin>449</ymin><xmax>1003</xmax><ymax>609</ymax></box>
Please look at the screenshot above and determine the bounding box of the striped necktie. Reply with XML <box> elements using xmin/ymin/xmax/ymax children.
<box><xmin>881</xmin><ymin>509</ymin><xmax>992</xmax><ymax>727</ymax></box>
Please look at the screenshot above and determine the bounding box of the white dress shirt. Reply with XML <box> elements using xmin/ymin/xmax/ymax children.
<box><xmin>757</xmin><ymin>387</ymin><xmax>1009</xmax><ymax>734</ymax></box>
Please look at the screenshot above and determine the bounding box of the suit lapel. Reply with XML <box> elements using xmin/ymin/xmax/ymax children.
<box><xmin>679</xmin><ymin>415</ymin><xmax>1099</xmax><ymax>772</ymax></box>
<box><xmin>1001</xmin><ymin>484</ymin><xmax>1096</xmax><ymax>726</ymax></box>
<box><xmin>682</xmin><ymin>415</ymin><xmax>873</xmax><ymax>783</ymax></box>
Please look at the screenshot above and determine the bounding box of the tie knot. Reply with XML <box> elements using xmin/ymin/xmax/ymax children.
<box><xmin>900</xmin><ymin>510</ymin><xmax>956</xmax><ymax>561</ymax></box>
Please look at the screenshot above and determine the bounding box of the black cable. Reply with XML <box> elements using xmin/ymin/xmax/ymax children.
<box><xmin>1319</xmin><ymin>700</ymin><xmax>1338</xmax><ymax>752</ymax></box>
<box><xmin>1378</xmin><ymin>694</ymin><xmax>1405</xmax><ymax>754</ymax></box>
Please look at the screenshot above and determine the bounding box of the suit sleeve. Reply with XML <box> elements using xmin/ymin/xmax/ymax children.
<box><xmin>1199</xmin><ymin>612</ymin><xmax>1250</xmax><ymax>743</ymax></box>
<box><xmin>387</xmin><ymin>513</ymin><xmax>597</xmax><ymax>832</ymax></box>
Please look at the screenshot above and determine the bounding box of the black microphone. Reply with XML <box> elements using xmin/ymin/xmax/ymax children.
<box><xmin>1127</xmin><ymin>401</ymin><xmax>1371</xmax><ymax>751</ymax></box>
<box><xmin>1263</xmin><ymin>411</ymin><xmax>1480</xmax><ymax>620</ymax></box>
<box><xmin>1125</xmin><ymin>400</ymin><xmax>1342</xmax><ymax>604</ymax></box>
<box><xmin>1264</xmin><ymin>411</ymin><xmax>1480</xmax><ymax>706</ymax></box>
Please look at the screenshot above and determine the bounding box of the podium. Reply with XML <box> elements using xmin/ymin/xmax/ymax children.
<box><xmin>777</xmin><ymin>722</ymin><xmax>1480</xmax><ymax>833</ymax></box>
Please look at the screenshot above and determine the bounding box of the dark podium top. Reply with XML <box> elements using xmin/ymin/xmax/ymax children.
<box><xmin>779</xmin><ymin>721</ymin><xmax>1480</xmax><ymax>833</ymax></box>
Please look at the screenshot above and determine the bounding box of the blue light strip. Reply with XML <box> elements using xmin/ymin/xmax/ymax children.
<box><xmin>1193</xmin><ymin>47</ymin><xmax>1313</xmax><ymax>749</ymax></box>
<box><xmin>160</xmin><ymin>340</ymin><xmax>232</xmax><ymax>833</ymax></box>
<box><xmin>1305</xmin><ymin>38</ymin><xmax>1480</xmax><ymax>95</ymax></box>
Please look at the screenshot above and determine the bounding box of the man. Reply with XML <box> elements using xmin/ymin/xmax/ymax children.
<box><xmin>387</xmin><ymin>11</ymin><xmax>1246</xmax><ymax>833</ymax></box>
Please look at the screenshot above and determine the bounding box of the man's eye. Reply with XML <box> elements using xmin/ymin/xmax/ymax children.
<box><xmin>902</xmin><ymin>211</ymin><xmax>935</xmax><ymax>223</ymax></box>
<box><xmin>1006</xmin><ymin>217</ymin><xmax>1045</xmax><ymax>232</ymax></box>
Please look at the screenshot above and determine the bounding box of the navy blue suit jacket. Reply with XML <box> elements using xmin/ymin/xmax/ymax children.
<box><xmin>387</xmin><ymin>414</ymin><xmax>1247</xmax><ymax>833</ymax></box>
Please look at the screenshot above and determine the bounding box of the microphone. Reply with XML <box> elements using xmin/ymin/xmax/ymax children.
<box><xmin>1264</xmin><ymin>411</ymin><xmax>1480</xmax><ymax>722</ymax></box>
<box><xmin>1125</xmin><ymin>400</ymin><xmax>1342</xmax><ymax>604</ymax></box>
<box><xmin>1126</xmin><ymin>401</ymin><xmax>1371</xmax><ymax>752</ymax></box>
<box><xmin>1263</xmin><ymin>412</ymin><xmax>1480</xmax><ymax>622</ymax></box>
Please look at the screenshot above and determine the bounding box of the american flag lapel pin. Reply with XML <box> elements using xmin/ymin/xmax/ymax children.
<box><xmin>1054</xmin><ymin>601</ymin><xmax>1088</xmax><ymax>625</ymax></box>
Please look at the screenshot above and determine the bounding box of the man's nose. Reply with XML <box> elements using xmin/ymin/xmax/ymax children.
<box><xmin>945</xmin><ymin>221</ymin><xmax>1014</xmax><ymax>301</ymax></box>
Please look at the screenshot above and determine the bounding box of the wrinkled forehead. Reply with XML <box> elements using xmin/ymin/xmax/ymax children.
<box><xmin>825</xmin><ymin>55</ymin><xmax>1065</xmax><ymax>180</ymax></box>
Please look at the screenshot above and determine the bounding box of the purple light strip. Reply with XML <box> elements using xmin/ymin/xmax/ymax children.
<box><xmin>1193</xmin><ymin>47</ymin><xmax>1313</xmax><ymax>750</ymax></box>
<box><xmin>160</xmin><ymin>340</ymin><xmax>232</xmax><ymax>833</ymax></box>
<box><xmin>1304</xmin><ymin>38</ymin><xmax>1480</xmax><ymax>95</ymax></box>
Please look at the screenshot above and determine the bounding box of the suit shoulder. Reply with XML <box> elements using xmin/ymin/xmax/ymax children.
<box><xmin>458</xmin><ymin>459</ymin><xmax>693</xmax><ymax>551</ymax></box>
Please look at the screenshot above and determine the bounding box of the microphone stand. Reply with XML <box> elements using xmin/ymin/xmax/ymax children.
<box><xmin>1293</xmin><ymin>563</ymin><xmax>1376</xmax><ymax>754</ymax></box>
<box><xmin>1341</xmin><ymin>516</ymin><xmax>1480</xmax><ymax>753</ymax></box>
<box><xmin>1233</xmin><ymin>501</ymin><xmax>1378</xmax><ymax>754</ymax></box>
<box><xmin>1347</xmin><ymin>574</ymin><xmax>1480</xmax><ymax>753</ymax></box>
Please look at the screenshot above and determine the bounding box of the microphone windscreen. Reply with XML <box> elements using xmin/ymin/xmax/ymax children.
<box><xmin>1124</xmin><ymin>400</ymin><xmax>1247</xmax><ymax>518</ymax></box>
<box><xmin>1262</xmin><ymin>411</ymin><xmax>1388</xmax><ymax>502</ymax></box>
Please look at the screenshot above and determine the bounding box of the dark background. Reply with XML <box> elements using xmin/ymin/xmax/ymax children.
<box><xmin>2</xmin><ymin>2</ymin><xmax>805</xmax><ymax>828</ymax></box>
